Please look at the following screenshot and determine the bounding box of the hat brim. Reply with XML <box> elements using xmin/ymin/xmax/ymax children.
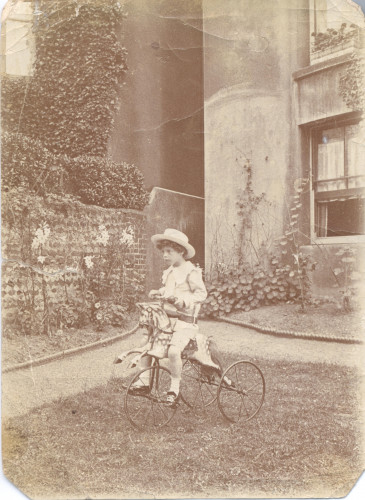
<box><xmin>151</xmin><ymin>234</ymin><xmax>195</xmax><ymax>259</ymax></box>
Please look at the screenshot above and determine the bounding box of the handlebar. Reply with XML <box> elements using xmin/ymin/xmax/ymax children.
<box><xmin>137</xmin><ymin>297</ymin><xmax>201</xmax><ymax>320</ymax></box>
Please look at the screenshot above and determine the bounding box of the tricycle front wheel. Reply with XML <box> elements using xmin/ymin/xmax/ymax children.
<box><xmin>125</xmin><ymin>365</ymin><xmax>177</xmax><ymax>429</ymax></box>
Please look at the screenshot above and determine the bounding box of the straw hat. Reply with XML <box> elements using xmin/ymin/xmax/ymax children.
<box><xmin>151</xmin><ymin>228</ymin><xmax>195</xmax><ymax>259</ymax></box>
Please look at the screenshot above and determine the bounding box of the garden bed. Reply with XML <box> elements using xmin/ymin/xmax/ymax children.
<box><xmin>228</xmin><ymin>303</ymin><xmax>364</xmax><ymax>341</ymax></box>
<box><xmin>1</xmin><ymin>313</ymin><xmax>139</xmax><ymax>369</ymax></box>
<box><xmin>2</xmin><ymin>303</ymin><xmax>364</xmax><ymax>370</ymax></box>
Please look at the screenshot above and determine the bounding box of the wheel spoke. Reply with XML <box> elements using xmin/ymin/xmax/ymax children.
<box><xmin>217</xmin><ymin>361</ymin><xmax>265</xmax><ymax>423</ymax></box>
<box><xmin>202</xmin><ymin>380</ymin><xmax>216</xmax><ymax>400</ymax></box>
<box><xmin>239</xmin><ymin>393</ymin><xmax>252</xmax><ymax>419</ymax></box>
<box><xmin>243</xmin><ymin>392</ymin><xmax>261</xmax><ymax>410</ymax></box>
<box><xmin>245</xmin><ymin>380</ymin><xmax>262</xmax><ymax>394</ymax></box>
<box><xmin>150</xmin><ymin>399</ymin><xmax>158</xmax><ymax>426</ymax></box>
<box><xmin>125</xmin><ymin>366</ymin><xmax>176</xmax><ymax>429</ymax></box>
<box><xmin>143</xmin><ymin>401</ymin><xmax>154</xmax><ymax>426</ymax></box>
<box><xmin>180</xmin><ymin>360</ymin><xmax>217</xmax><ymax>409</ymax></box>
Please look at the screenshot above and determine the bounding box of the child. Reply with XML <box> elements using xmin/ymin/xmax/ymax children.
<box><xmin>130</xmin><ymin>228</ymin><xmax>207</xmax><ymax>404</ymax></box>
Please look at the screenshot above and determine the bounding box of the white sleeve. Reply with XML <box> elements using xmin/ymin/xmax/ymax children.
<box><xmin>184</xmin><ymin>269</ymin><xmax>207</xmax><ymax>308</ymax></box>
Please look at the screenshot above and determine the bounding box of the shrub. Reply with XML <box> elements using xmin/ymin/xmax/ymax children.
<box><xmin>201</xmin><ymin>257</ymin><xmax>311</xmax><ymax>318</ymax></box>
<box><xmin>1</xmin><ymin>133</ymin><xmax>149</xmax><ymax>210</ymax></box>
<box><xmin>203</xmin><ymin>177</ymin><xmax>315</xmax><ymax>317</ymax></box>
<box><xmin>67</xmin><ymin>155</ymin><xmax>149</xmax><ymax>209</ymax></box>
<box><xmin>1</xmin><ymin>132</ymin><xmax>69</xmax><ymax>196</ymax></box>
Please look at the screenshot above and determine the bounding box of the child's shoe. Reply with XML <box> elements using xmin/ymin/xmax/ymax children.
<box><xmin>128</xmin><ymin>385</ymin><xmax>150</xmax><ymax>396</ymax></box>
<box><xmin>163</xmin><ymin>391</ymin><xmax>179</xmax><ymax>407</ymax></box>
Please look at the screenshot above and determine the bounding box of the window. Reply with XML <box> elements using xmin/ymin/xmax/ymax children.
<box><xmin>311</xmin><ymin>0</ymin><xmax>364</xmax><ymax>34</ymax></box>
<box><xmin>310</xmin><ymin>0</ymin><xmax>364</xmax><ymax>63</ymax></box>
<box><xmin>312</xmin><ymin>120</ymin><xmax>365</xmax><ymax>239</ymax></box>
<box><xmin>3</xmin><ymin>0</ymin><xmax>35</xmax><ymax>76</ymax></box>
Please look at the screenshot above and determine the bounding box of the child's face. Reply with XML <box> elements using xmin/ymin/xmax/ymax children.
<box><xmin>161</xmin><ymin>245</ymin><xmax>185</xmax><ymax>267</ymax></box>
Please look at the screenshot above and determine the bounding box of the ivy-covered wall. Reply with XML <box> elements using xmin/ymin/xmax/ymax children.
<box><xmin>1</xmin><ymin>0</ymin><xmax>127</xmax><ymax>158</ymax></box>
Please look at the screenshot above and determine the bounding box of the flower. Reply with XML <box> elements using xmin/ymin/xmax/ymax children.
<box><xmin>120</xmin><ymin>226</ymin><xmax>135</xmax><ymax>247</ymax></box>
<box><xmin>96</xmin><ymin>225</ymin><xmax>110</xmax><ymax>246</ymax></box>
<box><xmin>96</xmin><ymin>313</ymin><xmax>102</xmax><ymax>320</ymax></box>
<box><xmin>31</xmin><ymin>222</ymin><xmax>51</xmax><ymax>249</ymax></box>
<box><xmin>84</xmin><ymin>255</ymin><xmax>94</xmax><ymax>269</ymax></box>
<box><xmin>37</xmin><ymin>255</ymin><xmax>46</xmax><ymax>264</ymax></box>
<box><xmin>94</xmin><ymin>302</ymin><xmax>101</xmax><ymax>309</ymax></box>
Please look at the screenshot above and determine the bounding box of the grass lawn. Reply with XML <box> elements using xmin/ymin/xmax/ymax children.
<box><xmin>2</xmin><ymin>353</ymin><xmax>363</xmax><ymax>499</ymax></box>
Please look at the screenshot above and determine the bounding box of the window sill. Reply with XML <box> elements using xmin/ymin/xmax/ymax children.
<box><xmin>310</xmin><ymin>38</ymin><xmax>361</xmax><ymax>65</ymax></box>
<box><xmin>313</xmin><ymin>235</ymin><xmax>365</xmax><ymax>245</ymax></box>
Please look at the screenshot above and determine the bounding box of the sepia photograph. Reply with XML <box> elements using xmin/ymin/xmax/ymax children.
<box><xmin>1</xmin><ymin>0</ymin><xmax>365</xmax><ymax>498</ymax></box>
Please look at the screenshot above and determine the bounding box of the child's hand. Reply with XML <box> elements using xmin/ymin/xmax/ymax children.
<box><xmin>149</xmin><ymin>290</ymin><xmax>161</xmax><ymax>299</ymax></box>
<box><xmin>167</xmin><ymin>296</ymin><xmax>185</xmax><ymax>308</ymax></box>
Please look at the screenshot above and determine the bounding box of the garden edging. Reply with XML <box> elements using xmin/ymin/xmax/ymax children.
<box><xmin>3</xmin><ymin>316</ymin><xmax>362</xmax><ymax>375</ymax></box>
<box><xmin>219</xmin><ymin>317</ymin><xmax>363</xmax><ymax>344</ymax></box>
<box><xmin>2</xmin><ymin>324</ymin><xmax>139</xmax><ymax>374</ymax></box>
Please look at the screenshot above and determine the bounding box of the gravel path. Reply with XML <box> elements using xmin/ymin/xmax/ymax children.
<box><xmin>2</xmin><ymin>321</ymin><xmax>363</xmax><ymax>419</ymax></box>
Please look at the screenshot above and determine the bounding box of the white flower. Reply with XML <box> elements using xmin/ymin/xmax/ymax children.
<box><xmin>120</xmin><ymin>226</ymin><xmax>135</xmax><ymax>247</ymax></box>
<box><xmin>37</xmin><ymin>255</ymin><xmax>46</xmax><ymax>264</ymax></box>
<box><xmin>43</xmin><ymin>224</ymin><xmax>51</xmax><ymax>239</ymax></box>
<box><xmin>96</xmin><ymin>225</ymin><xmax>110</xmax><ymax>246</ymax></box>
<box><xmin>84</xmin><ymin>255</ymin><xmax>94</xmax><ymax>269</ymax></box>
<box><xmin>94</xmin><ymin>302</ymin><xmax>101</xmax><ymax>309</ymax></box>
<box><xmin>31</xmin><ymin>223</ymin><xmax>51</xmax><ymax>249</ymax></box>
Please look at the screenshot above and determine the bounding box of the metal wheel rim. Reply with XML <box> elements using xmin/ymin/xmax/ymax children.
<box><xmin>217</xmin><ymin>360</ymin><xmax>265</xmax><ymax>423</ymax></box>
<box><xmin>125</xmin><ymin>365</ymin><xmax>177</xmax><ymax>429</ymax></box>
<box><xmin>180</xmin><ymin>359</ymin><xmax>218</xmax><ymax>409</ymax></box>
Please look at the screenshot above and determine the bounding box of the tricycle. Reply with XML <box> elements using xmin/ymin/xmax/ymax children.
<box><xmin>114</xmin><ymin>302</ymin><xmax>265</xmax><ymax>429</ymax></box>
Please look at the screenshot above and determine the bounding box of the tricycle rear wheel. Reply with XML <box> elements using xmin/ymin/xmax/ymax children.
<box><xmin>217</xmin><ymin>360</ymin><xmax>265</xmax><ymax>423</ymax></box>
<box><xmin>180</xmin><ymin>359</ymin><xmax>218</xmax><ymax>410</ymax></box>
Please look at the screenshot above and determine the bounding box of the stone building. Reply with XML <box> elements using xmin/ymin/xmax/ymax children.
<box><xmin>1</xmin><ymin>0</ymin><xmax>364</xmax><ymax>294</ymax></box>
<box><xmin>202</xmin><ymin>0</ymin><xmax>365</xmax><ymax>295</ymax></box>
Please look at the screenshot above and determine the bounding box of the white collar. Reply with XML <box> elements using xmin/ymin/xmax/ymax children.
<box><xmin>162</xmin><ymin>261</ymin><xmax>195</xmax><ymax>284</ymax></box>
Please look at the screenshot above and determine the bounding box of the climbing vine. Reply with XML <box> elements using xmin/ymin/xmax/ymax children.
<box><xmin>235</xmin><ymin>158</ymin><xmax>268</xmax><ymax>265</ymax></box>
<box><xmin>339</xmin><ymin>52</ymin><xmax>365</xmax><ymax>111</ymax></box>
<box><xmin>1</xmin><ymin>0</ymin><xmax>127</xmax><ymax>157</ymax></box>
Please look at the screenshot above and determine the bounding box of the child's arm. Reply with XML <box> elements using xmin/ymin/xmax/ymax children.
<box><xmin>186</xmin><ymin>269</ymin><xmax>207</xmax><ymax>307</ymax></box>
<box><xmin>173</xmin><ymin>268</ymin><xmax>207</xmax><ymax>310</ymax></box>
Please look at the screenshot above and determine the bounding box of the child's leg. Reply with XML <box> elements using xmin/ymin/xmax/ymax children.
<box><xmin>131</xmin><ymin>333</ymin><xmax>152</xmax><ymax>387</ymax></box>
<box><xmin>167</xmin><ymin>328</ymin><xmax>196</xmax><ymax>395</ymax></box>
<box><xmin>167</xmin><ymin>345</ymin><xmax>183</xmax><ymax>395</ymax></box>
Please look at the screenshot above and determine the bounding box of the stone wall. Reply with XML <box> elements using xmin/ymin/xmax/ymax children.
<box><xmin>1</xmin><ymin>195</ymin><xmax>146</xmax><ymax>334</ymax></box>
<box><xmin>109</xmin><ymin>0</ymin><xmax>204</xmax><ymax>197</ymax></box>
<box><xmin>203</xmin><ymin>0</ymin><xmax>309</xmax><ymax>272</ymax></box>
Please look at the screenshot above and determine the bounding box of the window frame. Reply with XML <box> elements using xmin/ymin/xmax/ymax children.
<box><xmin>310</xmin><ymin>116</ymin><xmax>365</xmax><ymax>244</ymax></box>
